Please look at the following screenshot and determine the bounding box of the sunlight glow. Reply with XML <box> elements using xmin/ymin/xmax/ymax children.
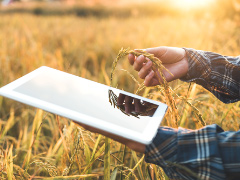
<box><xmin>171</xmin><ymin>0</ymin><xmax>215</xmax><ymax>9</ymax></box>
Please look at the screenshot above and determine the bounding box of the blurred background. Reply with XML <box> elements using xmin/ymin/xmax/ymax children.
<box><xmin>0</xmin><ymin>0</ymin><xmax>240</xmax><ymax>179</ymax></box>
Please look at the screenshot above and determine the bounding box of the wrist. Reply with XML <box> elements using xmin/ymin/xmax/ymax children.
<box><xmin>181</xmin><ymin>49</ymin><xmax>189</xmax><ymax>79</ymax></box>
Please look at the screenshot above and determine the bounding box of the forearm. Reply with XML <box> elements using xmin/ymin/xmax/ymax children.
<box><xmin>75</xmin><ymin>122</ymin><xmax>146</xmax><ymax>153</ymax></box>
<box><xmin>181</xmin><ymin>48</ymin><xmax>240</xmax><ymax>103</ymax></box>
<box><xmin>145</xmin><ymin>125</ymin><xmax>231</xmax><ymax>179</ymax></box>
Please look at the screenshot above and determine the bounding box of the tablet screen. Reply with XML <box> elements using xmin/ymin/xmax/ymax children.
<box><xmin>13</xmin><ymin>69</ymin><xmax>159</xmax><ymax>133</ymax></box>
<box><xmin>0</xmin><ymin>66</ymin><xmax>168</xmax><ymax>144</ymax></box>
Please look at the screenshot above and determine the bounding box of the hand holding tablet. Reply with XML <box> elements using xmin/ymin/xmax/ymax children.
<box><xmin>0</xmin><ymin>66</ymin><xmax>167</xmax><ymax>149</ymax></box>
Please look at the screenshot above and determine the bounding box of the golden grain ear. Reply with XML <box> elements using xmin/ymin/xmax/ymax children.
<box><xmin>110</xmin><ymin>48</ymin><xmax>207</xmax><ymax>128</ymax></box>
<box><xmin>110</xmin><ymin>48</ymin><xmax>179</xmax><ymax>127</ymax></box>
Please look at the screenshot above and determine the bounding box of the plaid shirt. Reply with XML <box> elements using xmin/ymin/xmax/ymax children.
<box><xmin>145</xmin><ymin>48</ymin><xmax>240</xmax><ymax>180</ymax></box>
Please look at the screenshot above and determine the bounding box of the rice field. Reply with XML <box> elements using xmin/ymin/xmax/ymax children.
<box><xmin>0</xmin><ymin>2</ymin><xmax>240</xmax><ymax>179</ymax></box>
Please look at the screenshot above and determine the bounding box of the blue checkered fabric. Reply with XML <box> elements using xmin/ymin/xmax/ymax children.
<box><xmin>145</xmin><ymin>48</ymin><xmax>240</xmax><ymax>180</ymax></box>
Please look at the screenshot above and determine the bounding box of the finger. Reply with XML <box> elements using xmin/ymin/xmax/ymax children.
<box><xmin>134</xmin><ymin>98</ymin><xmax>142</xmax><ymax>112</ymax></box>
<box><xmin>163</xmin><ymin>60</ymin><xmax>188</xmax><ymax>81</ymax></box>
<box><xmin>144</xmin><ymin>71</ymin><xmax>160</xmax><ymax>87</ymax></box>
<box><xmin>134</xmin><ymin>49</ymin><xmax>146</xmax><ymax>52</ymax></box>
<box><xmin>128</xmin><ymin>53</ymin><xmax>135</xmax><ymax>65</ymax></box>
<box><xmin>144</xmin><ymin>71</ymin><xmax>155</xmax><ymax>86</ymax></box>
<box><xmin>146</xmin><ymin>46</ymin><xmax>186</xmax><ymax>64</ymax></box>
<box><xmin>133</xmin><ymin>55</ymin><xmax>145</xmax><ymax>71</ymax></box>
<box><xmin>145</xmin><ymin>47</ymin><xmax>168</xmax><ymax>60</ymax></box>
<box><xmin>117</xmin><ymin>93</ymin><xmax>126</xmax><ymax>106</ymax></box>
<box><xmin>142</xmin><ymin>101</ymin><xmax>151</xmax><ymax>107</ymax></box>
<box><xmin>124</xmin><ymin>96</ymin><xmax>133</xmax><ymax>114</ymax></box>
<box><xmin>138</xmin><ymin>60</ymin><xmax>152</xmax><ymax>79</ymax></box>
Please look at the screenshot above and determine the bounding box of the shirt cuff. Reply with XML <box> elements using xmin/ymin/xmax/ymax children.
<box><xmin>180</xmin><ymin>48</ymin><xmax>211</xmax><ymax>84</ymax></box>
<box><xmin>145</xmin><ymin>125</ymin><xmax>226</xmax><ymax>179</ymax></box>
<box><xmin>180</xmin><ymin>48</ymin><xmax>240</xmax><ymax>104</ymax></box>
<box><xmin>145</xmin><ymin>127</ymin><xmax>178</xmax><ymax>178</ymax></box>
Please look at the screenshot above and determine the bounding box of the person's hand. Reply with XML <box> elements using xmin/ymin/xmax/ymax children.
<box><xmin>117</xmin><ymin>93</ymin><xmax>156</xmax><ymax>116</ymax></box>
<box><xmin>128</xmin><ymin>46</ymin><xmax>188</xmax><ymax>86</ymax></box>
<box><xmin>117</xmin><ymin>93</ymin><xmax>145</xmax><ymax>114</ymax></box>
<box><xmin>75</xmin><ymin>122</ymin><xmax>146</xmax><ymax>153</ymax></box>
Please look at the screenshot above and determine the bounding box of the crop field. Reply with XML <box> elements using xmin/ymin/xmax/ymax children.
<box><xmin>0</xmin><ymin>1</ymin><xmax>240</xmax><ymax>179</ymax></box>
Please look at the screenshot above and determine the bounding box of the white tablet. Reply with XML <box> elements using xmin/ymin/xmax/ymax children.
<box><xmin>0</xmin><ymin>66</ymin><xmax>167</xmax><ymax>145</ymax></box>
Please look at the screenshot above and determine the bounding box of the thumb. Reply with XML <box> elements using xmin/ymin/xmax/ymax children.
<box><xmin>146</xmin><ymin>46</ymin><xmax>186</xmax><ymax>64</ymax></box>
<box><xmin>134</xmin><ymin>47</ymin><xmax>166</xmax><ymax>57</ymax></box>
<box><xmin>145</xmin><ymin>46</ymin><xmax>168</xmax><ymax>59</ymax></box>
<box><xmin>134</xmin><ymin>47</ymin><xmax>168</xmax><ymax>61</ymax></box>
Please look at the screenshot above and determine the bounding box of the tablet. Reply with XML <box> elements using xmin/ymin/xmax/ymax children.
<box><xmin>0</xmin><ymin>66</ymin><xmax>167</xmax><ymax>145</ymax></box>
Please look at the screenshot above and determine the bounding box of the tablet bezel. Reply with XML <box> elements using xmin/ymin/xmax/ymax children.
<box><xmin>0</xmin><ymin>66</ymin><xmax>167</xmax><ymax>145</ymax></box>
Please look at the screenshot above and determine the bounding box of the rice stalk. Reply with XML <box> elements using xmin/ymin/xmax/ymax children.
<box><xmin>118</xmin><ymin>68</ymin><xmax>146</xmax><ymax>95</ymax></box>
<box><xmin>220</xmin><ymin>103</ymin><xmax>235</xmax><ymax>126</ymax></box>
<box><xmin>31</xmin><ymin>173</ymin><xmax>104</xmax><ymax>179</ymax></box>
<box><xmin>126</xmin><ymin>152</ymin><xmax>145</xmax><ymax>179</ymax></box>
<box><xmin>32</xmin><ymin>109</ymin><xmax>44</xmax><ymax>155</ymax></box>
<box><xmin>0</xmin><ymin>96</ymin><xmax>3</xmax><ymax>111</ymax></box>
<box><xmin>146</xmin><ymin>164</ymin><xmax>154</xmax><ymax>180</ymax></box>
<box><xmin>101</xmin><ymin>59</ymin><xmax>111</xmax><ymax>86</ymax></box>
<box><xmin>14</xmin><ymin>164</ymin><xmax>30</xmax><ymax>179</ymax></box>
<box><xmin>185</xmin><ymin>100</ymin><xmax>206</xmax><ymax>126</ymax></box>
<box><xmin>104</xmin><ymin>137</ymin><xmax>111</xmax><ymax>180</ymax></box>
<box><xmin>180</xmin><ymin>83</ymin><xmax>199</xmax><ymax>127</ymax></box>
<box><xmin>131</xmin><ymin>151</ymin><xmax>144</xmax><ymax>180</ymax></box>
<box><xmin>110</xmin><ymin>48</ymin><xmax>179</xmax><ymax>127</ymax></box>
<box><xmin>64</xmin><ymin>127</ymin><xmax>82</xmax><ymax>176</ymax></box>
<box><xmin>1</xmin><ymin>108</ymin><xmax>15</xmax><ymax>138</ymax></box>
<box><xmin>31</xmin><ymin>160</ymin><xmax>58</xmax><ymax>177</ymax></box>
<box><xmin>166</xmin><ymin>161</ymin><xmax>201</xmax><ymax>180</ymax></box>
<box><xmin>0</xmin><ymin>147</ymin><xmax>4</xmax><ymax>171</ymax></box>
<box><xmin>119</xmin><ymin>144</ymin><xmax>127</xmax><ymax>180</ymax></box>
<box><xmin>156</xmin><ymin>166</ymin><xmax>165</xmax><ymax>180</ymax></box>
<box><xmin>90</xmin><ymin>134</ymin><xmax>102</xmax><ymax>162</ymax></box>
<box><xmin>55</xmin><ymin>116</ymin><xmax>70</xmax><ymax>165</ymax></box>
<box><xmin>119</xmin><ymin>69</ymin><xmax>141</xmax><ymax>87</ymax></box>
<box><xmin>78</xmin><ymin>127</ymin><xmax>92</xmax><ymax>176</ymax></box>
<box><xmin>135</xmin><ymin>82</ymin><xmax>146</xmax><ymax>95</ymax></box>
<box><xmin>1</xmin><ymin>12</ymin><xmax>239</xmax><ymax>180</ymax></box>
<box><xmin>173</xmin><ymin>93</ymin><xmax>206</xmax><ymax>127</ymax></box>
<box><xmin>81</xmin><ymin>143</ymin><xmax>105</xmax><ymax>174</ymax></box>
<box><xmin>6</xmin><ymin>144</ymin><xmax>14</xmax><ymax>180</ymax></box>
<box><xmin>127</xmin><ymin>49</ymin><xmax>178</xmax><ymax>126</ymax></box>
<box><xmin>51</xmin><ymin>137</ymin><xmax>63</xmax><ymax>156</ymax></box>
<box><xmin>149</xmin><ymin>84</ymin><xmax>206</xmax><ymax>127</ymax></box>
<box><xmin>110</xmin><ymin>167</ymin><xmax>118</xmax><ymax>180</ymax></box>
<box><xmin>22</xmin><ymin>110</ymin><xmax>44</xmax><ymax>169</ymax></box>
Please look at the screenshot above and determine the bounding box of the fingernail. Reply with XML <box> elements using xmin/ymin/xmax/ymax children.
<box><xmin>146</xmin><ymin>61</ymin><xmax>152</xmax><ymax>66</ymax></box>
<box><xmin>137</xmin><ymin>55</ymin><xmax>145</xmax><ymax>61</ymax></box>
<box><xmin>149</xmin><ymin>71</ymin><xmax>155</xmax><ymax>77</ymax></box>
<box><xmin>134</xmin><ymin>49</ymin><xmax>146</xmax><ymax>51</ymax></box>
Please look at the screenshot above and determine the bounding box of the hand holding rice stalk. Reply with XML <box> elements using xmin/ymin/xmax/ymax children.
<box><xmin>110</xmin><ymin>47</ymin><xmax>193</xmax><ymax>127</ymax></box>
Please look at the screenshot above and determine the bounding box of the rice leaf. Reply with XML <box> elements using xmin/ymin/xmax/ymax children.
<box><xmin>90</xmin><ymin>134</ymin><xmax>102</xmax><ymax>161</ymax></box>
<box><xmin>127</xmin><ymin>151</ymin><xmax>145</xmax><ymax>180</ymax></box>
<box><xmin>1</xmin><ymin>108</ymin><xmax>15</xmax><ymax>138</ymax></box>
<box><xmin>104</xmin><ymin>137</ymin><xmax>111</xmax><ymax>180</ymax></box>
<box><xmin>7</xmin><ymin>144</ymin><xmax>14</xmax><ymax>180</ymax></box>
<box><xmin>110</xmin><ymin>167</ymin><xmax>118</xmax><ymax>180</ymax></box>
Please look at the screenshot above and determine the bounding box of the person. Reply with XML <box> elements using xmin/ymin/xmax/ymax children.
<box><xmin>80</xmin><ymin>46</ymin><xmax>240</xmax><ymax>180</ymax></box>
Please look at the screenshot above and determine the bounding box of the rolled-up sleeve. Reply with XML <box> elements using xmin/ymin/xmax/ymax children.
<box><xmin>181</xmin><ymin>48</ymin><xmax>240</xmax><ymax>104</ymax></box>
<box><xmin>145</xmin><ymin>127</ymin><xmax>179</xmax><ymax>178</ymax></box>
<box><xmin>145</xmin><ymin>125</ymin><xmax>240</xmax><ymax>180</ymax></box>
